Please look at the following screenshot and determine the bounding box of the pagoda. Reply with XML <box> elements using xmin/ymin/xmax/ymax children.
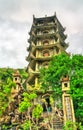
<box><xmin>0</xmin><ymin>13</ymin><xmax>76</xmax><ymax>130</ymax></box>
<box><xmin>26</xmin><ymin>13</ymin><xmax>68</xmax><ymax>89</ymax></box>
<box><xmin>26</xmin><ymin>13</ymin><xmax>76</xmax><ymax>130</ymax></box>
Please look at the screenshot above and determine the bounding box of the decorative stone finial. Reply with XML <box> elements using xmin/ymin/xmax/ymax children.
<box><xmin>33</xmin><ymin>14</ymin><xmax>35</xmax><ymax>19</ymax></box>
<box><xmin>61</xmin><ymin>75</ymin><xmax>69</xmax><ymax>82</ymax></box>
<box><xmin>13</xmin><ymin>70</ymin><xmax>20</xmax><ymax>77</ymax></box>
<box><xmin>13</xmin><ymin>70</ymin><xmax>21</xmax><ymax>84</ymax></box>
<box><xmin>54</xmin><ymin>12</ymin><xmax>56</xmax><ymax>16</ymax></box>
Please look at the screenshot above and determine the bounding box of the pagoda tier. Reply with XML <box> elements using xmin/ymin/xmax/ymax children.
<box><xmin>27</xmin><ymin>41</ymin><xmax>68</xmax><ymax>56</ymax></box>
<box><xmin>26</xmin><ymin>45</ymin><xmax>68</xmax><ymax>62</ymax></box>
<box><xmin>26</xmin><ymin>13</ymin><xmax>68</xmax><ymax>88</ymax></box>
<box><xmin>30</xmin><ymin>13</ymin><xmax>65</xmax><ymax>34</ymax></box>
<box><xmin>29</xmin><ymin>24</ymin><xmax>66</xmax><ymax>37</ymax></box>
<box><xmin>28</xmin><ymin>32</ymin><xmax>67</xmax><ymax>44</ymax></box>
<box><xmin>29</xmin><ymin>24</ymin><xmax>57</xmax><ymax>35</ymax></box>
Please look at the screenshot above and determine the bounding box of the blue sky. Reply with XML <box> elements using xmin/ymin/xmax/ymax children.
<box><xmin>0</xmin><ymin>0</ymin><xmax>83</xmax><ymax>68</ymax></box>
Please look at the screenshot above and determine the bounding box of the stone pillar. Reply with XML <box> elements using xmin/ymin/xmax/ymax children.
<box><xmin>35</xmin><ymin>77</ymin><xmax>38</xmax><ymax>87</ymax></box>
<box><xmin>61</xmin><ymin>76</ymin><xmax>75</xmax><ymax>125</ymax></box>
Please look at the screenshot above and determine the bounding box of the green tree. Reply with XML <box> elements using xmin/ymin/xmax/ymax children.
<box><xmin>19</xmin><ymin>92</ymin><xmax>43</xmax><ymax>130</ymax></box>
<box><xmin>0</xmin><ymin>77</ymin><xmax>15</xmax><ymax>116</ymax></box>
<box><xmin>32</xmin><ymin>104</ymin><xmax>43</xmax><ymax>120</ymax></box>
<box><xmin>40</xmin><ymin>53</ymin><xmax>83</xmax><ymax>124</ymax></box>
<box><xmin>19</xmin><ymin>92</ymin><xmax>37</xmax><ymax>112</ymax></box>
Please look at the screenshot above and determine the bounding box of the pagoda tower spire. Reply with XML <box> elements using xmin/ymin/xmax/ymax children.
<box><xmin>26</xmin><ymin>13</ymin><xmax>68</xmax><ymax>89</ymax></box>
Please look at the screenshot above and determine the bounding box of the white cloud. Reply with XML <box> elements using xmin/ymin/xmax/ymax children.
<box><xmin>0</xmin><ymin>19</ymin><xmax>28</xmax><ymax>68</ymax></box>
<box><xmin>67</xmin><ymin>32</ymin><xmax>83</xmax><ymax>54</ymax></box>
<box><xmin>0</xmin><ymin>0</ymin><xmax>83</xmax><ymax>68</ymax></box>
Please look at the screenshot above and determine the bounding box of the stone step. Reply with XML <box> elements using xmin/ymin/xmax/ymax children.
<box><xmin>53</xmin><ymin>118</ymin><xmax>63</xmax><ymax>130</ymax></box>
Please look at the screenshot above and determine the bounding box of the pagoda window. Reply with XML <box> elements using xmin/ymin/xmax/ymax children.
<box><xmin>15</xmin><ymin>77</ymin><xmax>17</xmax><ymax>81</ymax></box>
<box><xmin>43</xmin><ymin>40</ymin><xmax>49</xmax><ymax>45</ymax></box>
<box><xmin>64</xmin><ymin>83</ymin><xmax>68</xmax><ymax>87</ymax></box>
<box><xmin>43</xmin><ymin>50</ymin><xmax>50</xmax><ymax>57</ymax></box>
<box><xmin>43</xmin><ymin>30</ymin><xmax>49</xmax><ymax>34</ymax></box>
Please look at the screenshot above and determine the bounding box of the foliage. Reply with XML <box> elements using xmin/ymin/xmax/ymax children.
<box><xmin>32</xmin><ymin>104</ymin><xmax>43</xmax><ymax>119</ymax></box>
<box><xmin>1</xmin><ymin>125</ymin><xmax>8</xmax><ymax>130</ymax></box>
<box><xmin>0</xmin><ymin>68</ymin><xmax>14</xmax><ymax>81</ymax></box>
<box><xmin>0</xmin><ymin>68</ymin><xmax>27</xmax><ymax>83</ymax></box>
<box><xmin>19</xmin><ymin>91</ymin><xmax>44</xmax><ymax>129</ymax></box>
<box><xmin>63</xmin><ymin>121</ymin><xmax>83</xmax><ymax>130</ymax></box>
<box><xmin>0</xmin><ymin>68</ymin><xmax>16</xmax><ymax>116</ymax></box>
<box><xmin>40</xmin><ymin>53</ymin><xmax>83</xmax><ymax>124</ymax></box>
<box><xmin>63</xmin><ymin>120</ymin><xmax>76</xmax><ymax>130</ymax></box>
<box><xmin>70</xmin><ymin>55</ymin><xmax>83</xmax><ymax>123</ymax></box>
<box><xmin>19</xmin><ymin>92</ymin><xmax>37</xmax><ymax>112</ymax></box>
<box><xmin>21</xmin><ymin>120</ymin><xmax>31</xmax><ymax>130</ymax></box>
<box><xmin>18</xmin><ymin>68</ymin><xmax>28</xmax><ymax>79</ymax></box>
<box><xmin>76</xmin><ymin>122</ymin><xmax>83</xmax><ymax>130</ymax></box>
<box><xmin>40</xmin><ymin>53</ymin><xmax>71</xmax><ymax>97</ymax></box>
